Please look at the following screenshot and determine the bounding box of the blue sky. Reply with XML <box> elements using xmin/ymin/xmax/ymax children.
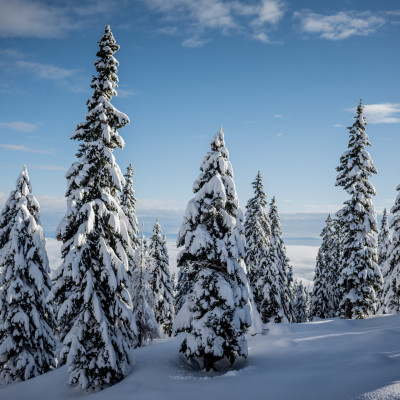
<box><xmin>0</xmin><ymin>0</ymin><xmax>399</xmax><ymax>237</ymax></box>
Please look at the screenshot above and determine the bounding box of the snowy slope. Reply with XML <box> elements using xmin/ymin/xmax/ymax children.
<box><xmin>1</xmin><ymin>314</ymin><xmax>399</xmax><ymax>400</ymax></box>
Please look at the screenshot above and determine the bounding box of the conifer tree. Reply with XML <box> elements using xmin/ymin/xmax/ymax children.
<box><xmin>48</xmin><ymin>26</ymin><xmax>136</xmax><ymax>390</ymax></box>
<box><xmin>244</xmin><ymin>171</ymin><xmax>271</xmax><ymax>303</ymax></box>
<box><xmin>148</xmin><ymin>220</ymin><xmax>174</xmax><ymax>336</ymax></box>
<box><xmin>173</xmin><ymin>127</ymin><xmax>251</xmax><ymax>371</ymax></box>
<box><xmin>335</xmin><ymin>99</ymin><xmax>382</xmax><ymax>319</ymax></box>
<box><xmin>121</xmin><ymin>163</ymin><xmax>139</xmax><ymax>249</ymax></box>
<box><xmin>0</xmin><ymin>167</ymin><xmax>55</xmax><ymax>383</ymax></box>
<box><xmin>292</xmin><ymin>280</ymin><xmax>308</xmax><ymax>323</ymax></box>
<box><xmin>381</xmin><ymin>188</ymin><xmax>400</xmax><ymax>313</ymax></box>
<box><xmin>287</xmin><ymin>264</ymin><xmax>295</xmax><ymax>307</ymax></box>
<box><xmin>378</xmin><ymin>209</ymin><xmax>392</xmax><ymax>312</ymax></box>
<box><xmin>174</xmin><ymin>261</ymin><xmax>190</xmax><ymax>314</ymax></box>
<box><xmin>329</xmin><ymin>217</ymin><xmax>342</xmax><ymax>312</ymax></box>
<box><xmin>311</xmin><ymin>215</ymin><xmax>335</xmax><ymax>318</ymax></box>
<box><xmin>378</xmin><ymin>209</ymin><xmax>392</xmax><ymax>272</ymax></box>
<box><xmin>171</xmin><ymin>272</ymin><xmax>177</xmax><ymax>296</ymax></box>
<box><xmin>131</xmin><ymin>233</ymin><xmax>160</xmax><ymax>347</ymax></box>
<box><xmin>259</xmin><ymin>197</ymin><xmax>292</xmax><ymax>323</ymax></box>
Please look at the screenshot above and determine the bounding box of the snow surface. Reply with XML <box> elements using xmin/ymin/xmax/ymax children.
<box><xmin>1</xmin><ymin>314</ymin><xmax>399</xmax><ymax>399</ymax></box>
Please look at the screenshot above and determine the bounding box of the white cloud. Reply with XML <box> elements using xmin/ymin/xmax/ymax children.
<box><xmin>0</xmin><ymin>144</ymin><xmax>54</xmax><ymax>154</ymax></box>
<box><xmin>35</xmin><ymin>194</ymin><xmax>66</xmax><ymax>212</ymax></box>
<box><xmin>182</xmin><ymin>36</ymin><xmax>211</xmax><ymax>48</ymax></box>
<box><xmin>286</xmin><ymin>245</ymin><xmax>318</xmax><ymax>288</ymax></box>
<box><xmin>30</xmin><ymin>165</ymin><xmax>67</xmax><ymax>171</ymax></box>
<box><xmin>294</xmin><ymin>10</ymin><xmax>386</xmax><ymax>40</ymax></box>
<box><xmin>253</xmin><ymin>32</ymin><xmax>270</xmax><ymax>43</ymax></box>
<box><xmin>0</xmin><ymin>0</ymin><xmax>76</xmax><ymax>38</ymax></box>
<box><xmin>277</xmin><ymin>132</ymin><xmax>283</xmax><ymax>137</ymax></box>
<box><xmin>333</xmin><ymin>123</ymin><xmax>344</xmax><ymax>128</ymax></box>
<box><xmin>0</xmin><ymin>121</ymin><xmax>38</xmax><ymax>132</ymax></box>
<box><xmin>117</xmin><ymin>88</ymin><xmax>138</xmax><ymax>98</ymax></box>
<box><xmin>0</xmin><ymin>0</ymin><xmax>118</xmax><ymax>39</ymax></box>
<box><xmin>136</xmin><ymin>198</ymin><xmax>184</xmax><ymax>212</ymax></box>
<box><xmin>274</xmin><ymin>114</ymin><xmax>283</xmax><ymax>118</ymax></box>
<box><xmin>16</xmin><ymin>60</ymin><xmax>75</xmax><ymax>81</ymax></box>
<box><xmin>363</xmin><ymin>103</ymin><xmax>400</xmax><ymax>124</ymax></box>
<box><xmin>143</xmin><ymin>0</ymin><xmax>285</xmax><ymax>47</ymax></box>
<box><xmin>253</xmin><ymin>0</ymin><xmax>285</xmax><ymax>26</ymax></box>
<box><xmin>0</xmin><ymin>50</ymin><xmax>85</xmax><ymax>91</ymax></box>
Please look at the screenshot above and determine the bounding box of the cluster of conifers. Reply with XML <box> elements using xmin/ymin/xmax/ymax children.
<box><xmin>311</xmin><ymin>100</ymin><xmax>399</xmax><ymax>321</ymax></box>
<box><xmin>0</xmin><ymin>25</ymin><xmax>397</xmax><ymax>393</ymax></box>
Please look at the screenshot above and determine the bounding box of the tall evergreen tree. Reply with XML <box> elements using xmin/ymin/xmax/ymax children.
<box><xmin>244</xmin><ymin>171</ymin><xmax>271</xmax><ymax>304</ymax></box>
<box><xmin>311</xmin><ymin>215</ymin><xmax>335</xmax><ymax>318</ymax></box>
<box><xmin>121</xmin><ymin>163</ymin><xmax>139</xmax><ymax>249</ymax></box>
<box><xmin>335</xmin><ymin>99</ymin><xmax>382</xmax><ymax>319</ymax></box>
<box><xmin>131</xmin><ymin>233</ymin><xmax>160</xmax><ymax>347</ymax></box>
<box><xmin>381</xmin><ymin>188</ymin><xmax>400</xmax><ymax>314</ymax></box>
<box><xmin>48</xmin><ymin>26</ymin><xmax>136</xmax><ymax>390</ymax></box>
<box><xmin>173</xmin><ymin>127</ymin><xmax>251</xmax><ymax>371</ymax></box>
<box><xmin>259</xmin><ymin>197</ymin><xmax>292</xmax><ymax>323</ymax></box>
<box><xmin>292</xmin><ymin>280</ymin><xmax>308</xmax><ymax>323</ymax></box>
<box><xmin>329</xmin><ymin>217</ymin><xmax>342</xmax><ymax>312</ymax></box>
<box><xmin>0</xmin><ymin>167</ymin><xmax>55</xmax><ymax>383</ymax></box>
<box><xmin>378</xmin><ymin>209</ymin><xmax>392</xmax><ymax>312</ymax></box>
<box><xmin>174</xmin><ymin>260</ymin><xmax>190</xmax><ymax>314</ymax></box>
<box><xmin>148</xmin><ymin>221</ymin><xmax>174</xmax><ymax>336</ymax></box>
<box><xmin>378</xmin><ymin>209</ymin><xmax>392</xmax><ymax>272</ymax></box>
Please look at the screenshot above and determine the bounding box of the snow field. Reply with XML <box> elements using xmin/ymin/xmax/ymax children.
<box><xmin>1</xmin><ymin>314</ymin><xmax>399</xmax><ymax>400</ymax></box>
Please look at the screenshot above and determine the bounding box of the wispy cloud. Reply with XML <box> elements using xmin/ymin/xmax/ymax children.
<box><xmin>15</xmin><ymin>60</ymin><xmax>75</xmax><ymax>81</ymax></box>
<box><xmin>274</xmin><ymin>114</ymin><xmax>283</xmax><ymax>118</ymax></box>
<box><xmin>143</xmin><ymin>0</ymin><xmax>285</xmax><ymax>47</ymax></box>
<box><xmin>117</xmin><ymin>88</ymin><xmax>138</xmax><ymax>98</ymax></box>
<box><xmin>0</xmin><ymin>144</ymin><xmax>54</xmax><ymax>154</ymax></box>
<box><xmin>363</xmin><ymin>103</ymin><xmax>400</xmax><ymax>124</ymax></box>
<box><xmin>35</xmin><ymin>194</ymin><xmax>66</xmax><ymax>212</ymax></box>
<box><xmin>182</xmin><ymin>36</ymin><xmax>211</xmax><ymax>48</ymax></box>
<box><xmin>0</xmin><ymin>0</ymin><xmax>118</xmax><ymax>39</ymax></box>
<box><xmin>333</xmin><ymin>123</ymin><xmax>344</xmax><ymax>128</ymax></box>
<box><xmin>0</xmin><ymin>49</ymin><xmax>86</xmax><ymax>92</ymax></box>
<box><xmin>294</xmin><ymin>10</ymin><xmax>387</xmax><ymax>40</ymax></box>
<box><xmin>0</xmin><ymin>121</ymin><xmax>38</xmax><ymax>132</ymax></box>
<box><xmin>30</xmin><ymin>165</ymin><xmax>67</xmax><ymax>171</ymax></box>
<box><xmin>0</xmin><ymin>0</ymin><xmax>76</xmax><ymax>38</ymax></box>
<box><xmin>277</xmin><ymin>132</ymin><xmax>283</xmax><ymax>137</ymax></box>
<box><xmin>345</xmin><ymin>103</ymin><xmax>400</xmax><ymax>124</ymax></box>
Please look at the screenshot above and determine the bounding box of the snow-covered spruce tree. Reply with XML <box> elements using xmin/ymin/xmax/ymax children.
<box><xmin>0</xmin><ymin>166</ymin><xmax>55</xmax><ymax>383</ymax></box>
<box><xmin>174</xmin><ymin>259</ymin><xmax>191</xmax><ymax>314</ymax></box>
<box><xmin>148</xmin><ymin>220</ymin><xmax>174</xmax><ymax>336</ymax></box>
<box><xmin>378</xmin><ymin>209</ymin><xmax>391</xmax><ymax>266</ymax></box>
<box><xmin>328</xmin><ymin>217</ymin><xmax>342</xmax><ymax>313</ymax></box>
<box><xmin>259</xmin><ymin>196</ymin><xmax>292</xmax><ymax>323</ymax></box>
<box><xmin>244</xmin><ymin>171</ymin><xmax>271</xmax><ymax>306</ymax></box>
<box><xmin>378</xmin><ymin>209</ymin><xmax>392</xmax><ymax>312</ymax></box>
<box><xmin>381</xmin><ymin>187</ymin><xmax>400</xmax><ymax>314</ymax></box>
<box><xmin>48</xmin><ymin>26</ymin><xmax>136</xmax><ymax>390</ymax></box>
<box><xmin>173</xmin><ymin>127</ymin><xmax>251</xmax><ymax>371</ymax></box>
<box><xmin>335</xmin><ymin>99</ymin><xmax>382</xmax><ymax>319</ymax></box>
<box><xmin>287</xmin><ymin>264</ymin><xmax>295</xmax><ymax>307</ymax></box>
<box><xmin>292</xmin><ymin>280</ymin><xmax>308</xmax><ymax>323</ymax></box>
<box><xmin>311</xmin><ymin>215</ymin><xmax>335</xmax><ymax>319</ymax></box>
<box><xmin>121</xmin><ymin>163</ymin><xmax>139</xmax><ymax>249</ymax></box>
<box><xmin>131</xmin><ymin>233</ymin><xmax>160</xmax><ymax>347</ymax></box>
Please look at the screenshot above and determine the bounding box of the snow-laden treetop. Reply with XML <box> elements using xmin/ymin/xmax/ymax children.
<box><xmin>336</xmin><ymin>99</ymin><xmax>377</xmax><ymax>197</ymax></box>
<box><xmin>177</xmin><ymin>126</ymin><xmax>245</xmax><ymax>270</ymax></box>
